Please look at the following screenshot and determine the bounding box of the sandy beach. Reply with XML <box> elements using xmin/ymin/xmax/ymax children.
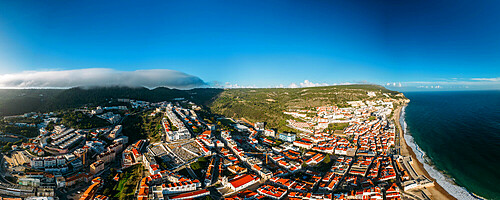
<box><xmin>394</xmin><ymin>105</ymin><xmax>456</xmax><ymax>200</ymax></box>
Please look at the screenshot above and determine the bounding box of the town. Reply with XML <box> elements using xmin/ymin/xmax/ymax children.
<box><xmin>0</xmin><ymin>92</ymin><xmax>437</xmax><ymax>200</ymax></box>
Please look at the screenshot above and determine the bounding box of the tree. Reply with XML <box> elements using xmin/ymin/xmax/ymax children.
<box><xmin>5</xmin><ymin>176</ymin><xmax>17</xmax><ymax>183</ymax></box>
<box><xmin>102</xmin><ymin>188</ymin><xmax>111</xmax><ymax>196</ymax></box>
<box><xmin>2</xmin><ymin>145</ymin><xmax>11</xmax><ymax>152</ymax></box>
<box><xmin>46</xmin><ymin>122</ymin><xmax>55</xmax><ymax>131</ymax></box>
<box><xmin>324</xmin><ymin>154</ymin><xmax>331</xmax><ymax>164</ymax></box>
<box><xmin>191</xmin><ymin>162</ymin><xmax>201</xmax><ymax>171</ymax></box>
<box><xmin>302</xmin><ymin>163</ymin><xmax>308</xmax><ymax>168</ymax></box>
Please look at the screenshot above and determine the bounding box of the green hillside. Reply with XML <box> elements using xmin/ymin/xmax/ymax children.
<box><xmin>207</xmin><ymin>84</ymin><xmax>404</xmax><ymax>131</ymax></box>
<box><xmin>0</xmin><ymin>89</ymin><xmax>63</xmax><ymax>116</ymax></box>
<box><xmin>0</xmin><ymin>87</ymin><xmax>223</xmax><ymax>116</ymax></box>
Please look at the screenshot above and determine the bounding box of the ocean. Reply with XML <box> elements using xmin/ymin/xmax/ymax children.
<box><xmin>402</xmin><ymin>90</ymin><xmax>500</xmax><ymax>200</ymax></box>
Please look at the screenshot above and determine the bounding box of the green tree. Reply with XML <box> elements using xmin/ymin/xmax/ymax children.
<box><xmin>191</xmin><ymin>162</ymin><xmax>201</xmax><ymax>171</ymax></box>
<box><xmin>46</xmin><ymin>122</ymin><xmax>55</xmax><ymax>131</ymax></box>
<box><xmin>2</xmin><ymin>145</ymin><xmax>11</xmax><ymax>152</ymax></box>
<box><xmin>324</xmin><ymin>154</ymin><xmax>331</xmax><ymax>164</ymax></box>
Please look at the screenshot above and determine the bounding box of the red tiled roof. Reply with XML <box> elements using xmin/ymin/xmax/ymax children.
<box><xmin>230</xmin><ymin>174</ymin><xmax>256</xmax><ymax>189</ymax></box>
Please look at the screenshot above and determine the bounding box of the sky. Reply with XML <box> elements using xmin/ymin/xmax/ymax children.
<box><xmin>0</xmin><ymin>0</ymin><xmax>499</xmax><ymax>91</ymax></box>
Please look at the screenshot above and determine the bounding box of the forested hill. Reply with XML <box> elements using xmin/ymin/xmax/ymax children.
<box><xmin>45</xmin><ymin>87</ymin><xmax>223</xmax><ymax>110</ymax></box>
<box><xmin>0</xmin><ymin>87</ymin><xmax>223</xmax><ymax>116</ymax></box>
<box><xmin>0</xmin><ymin>89</ymin><xmax>63</xmax><ymax>117</ymax></box>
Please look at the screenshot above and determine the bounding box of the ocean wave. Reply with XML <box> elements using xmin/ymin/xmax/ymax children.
<box><xmin>400</xmin><ymin>106</ymin><xmax>484</xmax><ymax>200</ymax></box>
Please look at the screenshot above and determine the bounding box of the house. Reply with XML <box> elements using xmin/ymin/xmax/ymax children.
<box><xmin>223</xmin><ymin>174</ymin><xmax>260</xmax><ymax>192</ymax></box>
<box><xmin>278</xmin><ymin>132</ymin><xmax>296</xmax><ymax>143</ymax></box>
<box><xmin>90</xmin><ymin>160</ymin><xmax>105</xmax><ymax>175</ymax></box>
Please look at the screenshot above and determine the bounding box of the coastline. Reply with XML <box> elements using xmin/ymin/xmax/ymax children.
<box><xmin>394</xmin><ymin>105</ymin><xmax>457</xmax><ymax>200</ymax></box>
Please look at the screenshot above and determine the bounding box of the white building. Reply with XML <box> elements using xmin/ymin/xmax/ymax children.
<box><xmin>162</xmin><ymin>180</ymin><xmax>201</xmax><ymax>194</ymax></box>
<box><xmin>255</xmin><ymin>122</ymin><xmax>265</xmax><ymax>131</ymax></box>
<box><xmin>43</xmin><ymin>158</ymin><xmax>57</xmax><ymax>168</ymax></box>
<box><xmin>30</xmin><ymin>158</ymin><xmax>44</xmax><ymax>168</ymax></box>
<box><xmin>263</xmin><ymin>129</ymin><xmax>276</xmax><ymax>138</ymax></box>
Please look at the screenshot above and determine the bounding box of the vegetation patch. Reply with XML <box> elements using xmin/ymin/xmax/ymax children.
<box><xmin>62</xmin><ymin>111</ymin><xmax>110</xmax><ymax>129</ymax></box>
<box><xmin>190</xmin><ymin>156</ymin><xmax>209</xmax><ymax>178</ymax></box>
<box><xmin>102</xmin><ymin>165</ymin><xmax>144</xmax><ymax>200</ymax></box>
<box><xmin>326</xmin><ymin>123</ymin><xmax>350</xmax><ymax>132</ymax></box>
<box><xmin>122</xmin><ymin>111</ymin><xmax>163</xmax><ymax>144</ymax></box>
<box><xmin>0</xmin><ymin>123</ymin><xmax>39</xmax><ymax>138</ymax></box>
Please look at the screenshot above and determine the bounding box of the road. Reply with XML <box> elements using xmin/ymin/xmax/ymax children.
<box><xmin>211</xmin><ymin>156</ymin><xmax>221</xmax><ymax>185</ymax></box>
<box><xmin>58</xmin><ymin>182</ymin><xmax>89</xmax><ymax>200</ymax></box>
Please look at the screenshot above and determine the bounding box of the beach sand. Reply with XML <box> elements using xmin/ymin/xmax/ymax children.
<box><xmin>394</xmin><ymin>106</ymin><xmax>456</xmax><ymax>200</ymax></box>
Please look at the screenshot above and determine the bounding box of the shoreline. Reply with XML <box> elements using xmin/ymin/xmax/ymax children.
<box><xmin>394</xmin><ymin>105</ymin><xmax>457</xmax><ymax>200</ymax></box>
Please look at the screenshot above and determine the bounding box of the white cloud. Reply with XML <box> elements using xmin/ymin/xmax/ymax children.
<box><xmin>298</xmin><ymin>80</ymin><xmax>329</xmax><ymax>87</ymax></box>
<box><xmin>470</xmin><ymin>77</ymin><xmax>500</xmax><ymax>82</ymax></box>
<box><xmin>222</xmin><ymin>80</ymin><xmax>335</xmax><ymax>89</ymax></box>
<box><xmin>0</xmin><ymin>68</ymin><xmax>206</xmax><ymax>89</ymax></box>
<box><xmin>223</xmin><ymin>82</ymin><xmax>257</xmax><ymax>88</ymax></box>
<box><xmin>405</xmin><ymin>77</ymin><xmax>500</xmax><ymax>85</ymax></box>
<box><xmin>415</xmin><ymin>85</ymin><xmax>445</xmax><ymax>89</ymax></box>
<box><xmin>386</xmin><ymin>82</ymin><xmax>403</xmax><ymax>87</ymax></box>
<box><xmin>387</xmin><ymin>77</ymin><xmax>500</xmax><ymax>90</ymax></box>
<box><xmin>285</xmin><ymin>80</ymin><xmax>359</xmax><ymax>88</ymax></box>
<box><xmin>288</xmin><ymin>83</ymin><xmax>299</xmax><ymax>88</ymax></box>
<box><xmin>285</xmin><ymin>80</ymin><xmax>333</xmax><ymax>88</ymax></box>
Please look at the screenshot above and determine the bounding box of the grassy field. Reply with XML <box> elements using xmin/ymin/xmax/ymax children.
<box><xmin>326</xmin><ymin>122</ymin><xmax>350</xmax><ymax>132</ymax></box>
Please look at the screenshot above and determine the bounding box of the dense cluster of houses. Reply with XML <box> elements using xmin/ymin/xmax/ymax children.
<box><xmin>7</xmin><ymin>94</ymin><xmax>428</xmax><ymax>200</ymax></box>
<box><xmin>163</xmin><ymin>104</ymin><xmax>198</xmax><ymax>141</ymax></box>
<box><xmin>218</xmin><ymin>100</ymin><xmax>413</xmax><ymax>199</ymax></box>
<box><xmin>285</xmin><ymin>99</ymin><xmax>395</xmax><ymax>132</ymax></box>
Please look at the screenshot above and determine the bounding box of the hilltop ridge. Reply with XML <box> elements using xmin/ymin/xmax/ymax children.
<box><xmin>0</xmin><ymin>85</ymin><xmax>406</xmax><ymax>128</ymax></box>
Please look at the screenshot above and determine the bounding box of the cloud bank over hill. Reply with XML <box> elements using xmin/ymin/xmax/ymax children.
<box><xmin>0</xmin><ymin>68</ymin><xmax>206</xmax><ymax>89</ymax></box>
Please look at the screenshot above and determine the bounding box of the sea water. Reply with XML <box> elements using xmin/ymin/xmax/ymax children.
<box><xmin>403</xmin><ymin>91</ymin><xmax>500</xmax><ymax>200</ymax></box>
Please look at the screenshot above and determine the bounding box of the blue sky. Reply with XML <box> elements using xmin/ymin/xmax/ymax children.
<box><xmin>0</xmin><ymin>0</ymin><xmax>499</xmax><ymax>90</ymax></box>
